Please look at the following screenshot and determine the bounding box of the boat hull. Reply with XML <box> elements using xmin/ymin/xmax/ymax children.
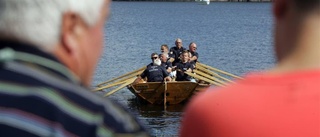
<box><xmin>128</xmin><ymin>81</ymin><xmax>209</xmax><ymax>105</ymax></box>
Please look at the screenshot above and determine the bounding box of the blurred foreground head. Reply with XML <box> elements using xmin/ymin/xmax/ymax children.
<box><xmin>274</xmin><ymin>0</ymin><xmax>320</xmax><ymax>70</ymax></box>
<box><xmin>0</xmin><ymin>0</ymin><xmax>110</xmax><ymax>86</ymax></box>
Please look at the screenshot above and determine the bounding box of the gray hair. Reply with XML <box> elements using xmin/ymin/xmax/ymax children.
<box><xmin>0</xmin><ymin>0</ymin><xmax>105</xmax><ymax>51</ymax></box>
<box><xmin>160</xmin><ymin>52</ymin><xmax>168</xmax><ymax>58</ymax></box>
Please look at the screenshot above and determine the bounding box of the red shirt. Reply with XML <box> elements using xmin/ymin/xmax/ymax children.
<box><xmin>180</xmin><ymin>70</ymin><xmax>320</xmax><ymax>137</ymax></box>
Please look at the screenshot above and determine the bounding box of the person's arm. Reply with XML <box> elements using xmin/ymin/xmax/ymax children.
<box><xmin>189</xmin><ymin>63</ymin><xmax>194</xmax><ymax>73</ymax></box>
<box><xmin>162</xmin><ymin>66</ymin><xmax>171</xmax><ymax>81</ymax></box>
<box><xmin>185</xmin><ymin>68</ymin><xmax>192</xmax><ymax>73</ymax></box>
<box><xmin>189</xmin><ymin>52</ymin><xmax>198</xmax><ymax>62</ymax></box>
<box><xmin>133</xmin><ymin>76</ymin><xmax>142</xmax><ymax>84</ymax></box>
<box><xmin>172</xmin><ymin>59</ymin><xmax>178</xmax><ymax>69</ymax></box>
<box><xmin>133</xmin><ymin>69</ymin><xmax>147</xmax><ymax>84</ymax></box>
<box><xmin>168</xmin><ymin>58</ymin><xmax>175</xmax><ymax>63</ymax></box>
<box><xmin>189</xmin><ymin>56</ymin><xmax>198</xmax><ymax>62</ymax></box>
<box><xmin>166</xmin><ymin>62</ymin><xmax>173</xmax><ymax>73</ymax></box>
<box><xmin>168</xmin><ymin>53</ymin><xmax>176</xmax><ymax>63</ymax></box>
<box><xmin>171</xmin><ymin>66</ymin><xmax>177</xmax><ymax>71</ymax></box>
<box><xmin>175</xmin><ymin>64</ymin><xmax>184</xmax><ymax>74</ymax></box>
<box><xmin>164</xmin><ymin>76</ymin><xmax>172</xmax><ymax>82</ymax></box>
<box><xmin>166</xmin><ymin>67</ymin><xmax>172</xmax><ymax>73</ymax></box>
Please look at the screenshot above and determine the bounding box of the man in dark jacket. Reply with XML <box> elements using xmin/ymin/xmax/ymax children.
<box><xmin>170</xmin><ymin>38</ymin><xmax>186</xmax><ymax>66</ymax></box>
<box><xmin>134</xmin><ymin>53</ymin><xmax>171</xmax><ymax>83</ymax></box>
<box><xmin>175</xmin><ymin>51</ymin><xmax>194</xmax><ymax>82</ymax></box>
<box><xmin>187</xmin><ymin>42</ymin><xmax>199</xmax><ymax>67</ymax></box>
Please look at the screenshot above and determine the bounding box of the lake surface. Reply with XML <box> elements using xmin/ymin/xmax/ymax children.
<box><xmin>93</xmin><ymin>2</ymin><xmax>275</xmax><ymax>136</ymax></box>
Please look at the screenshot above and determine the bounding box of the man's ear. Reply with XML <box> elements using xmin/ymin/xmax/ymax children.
<box><xmin>60</xmin><ymin>12</ymin><xmax>84</xmax><ymax>56</ymax></box>
<box><xmin>273</xmin><ymin>0</ymin><xmax>288</xmax><ymax>20</ymax></box>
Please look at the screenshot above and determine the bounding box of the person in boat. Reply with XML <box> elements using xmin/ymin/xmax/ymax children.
<box><xmin>187</xmin><ymin>42</ymin><xmax>199</xmax><ymax>67</ymax></box>
<box><xmin>160</xmin><ymin>53</ymin><xmax>177</xmax><ymax>79</ymax></box>
<box><xmin>134</xmin><ymin>53</ymin><xmax>171</xmax><ymax>83</ymax></box>
<box><xmin>160</xmin><ymin>44</ymin><xmax>175</xmax><ymax>63</ymax></box>
<box><xmin>180</xmin><ymin>0</ymin><xmax>320</xmax><ymax>137</ymax></box>
<box><xmin>175</xmin><ymin>50</ymin><xmax>195</xmax><ymax>82</ymax></box>
<box><xmin>170</xmin><ymin>38</ymin><xmax>186</xmax><ymax>66</ymax></box>
<box><xmin>146</xmin><ymin>52</ymin><xmax>159</xmax><ymax>67</ymax></box>
<box><xmin>159</xmin><ymin>53</ymin><xmax>173</xmax><ymax>73</ymax></box>
<box><xmin>0</xmin><ymin>0</ymin><xmax>149</xmax><ymax>136</ymax></box>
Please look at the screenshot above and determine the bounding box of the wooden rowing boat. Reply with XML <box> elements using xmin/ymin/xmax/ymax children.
<box><xmin>94</xmin><ymin>62</ymin><xmax>241</xmax><ymax>106</ymax></box>
<box><xmin>128</xmin><ymin>81</ymin><xmax>210</xmax><ymax>105</ymax></box>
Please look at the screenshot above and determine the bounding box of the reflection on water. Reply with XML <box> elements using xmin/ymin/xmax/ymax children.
<box><xmin>127</xmin><ymin>98</ymin><xmax>186</xmax><ymax>136</ymax></box>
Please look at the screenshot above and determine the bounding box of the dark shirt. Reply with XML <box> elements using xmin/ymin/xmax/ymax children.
<box><xmin>188</xmin><ymin>50</ymin><xmax>199</xmax><ymax>66</ymax></box>
<box><xmin>0</xmin><ymin>41</ymin><xmax>149</xmax><ymax>137</ymax></box>
<box><xmin>161</xmin><ymin>61</ymin><xmax>172</xmax><ymax>70</ymax></box>
<box><xmin>146</xmin><ymin>63</ymin><xmax>153</xmax><ymax>68</ymax></box>
<box><xmin>168</xmin><ymin>52</ymin><xmax>175</xmax><ymax>62</ymax></box>
<box><xmin>176</xmin><ymin>62</ymin><xmax>194</xmax><ymax>81</ymax></box>
<box><xmin>170</xmin><ymin>46</ymin><xmax>186</xmax><ymax>66</ymax></box>
<box><xmin>140</xmin><ymin>65</ymin><xmax>169</xmax><ymax>82</ymax></box>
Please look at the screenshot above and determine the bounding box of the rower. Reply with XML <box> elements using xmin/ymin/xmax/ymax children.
<box><xmin>133</xmin><ymin>53</ymin><xmax>171</xmax><ymax>84</ymax></box>
<box><xmin>175</xmin><ymin>51</ymin><xmax>196</xmax><ymax>82</ymax></box>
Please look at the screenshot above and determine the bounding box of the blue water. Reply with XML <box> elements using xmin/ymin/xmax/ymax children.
<box><xmin>94</xmin><ymin>2</ymin><xmax>275</xmax><ymax>136</ymax></box>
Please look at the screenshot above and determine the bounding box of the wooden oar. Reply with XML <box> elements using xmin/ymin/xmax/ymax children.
<box><xmin>193</xmin><ymin>69</ymin><xmax>228</xmax><ymax>86</ymax></box>
<box><xmin>164</xmin><ymin>81</ymin><xmax>167</xmax><ymax>110</ymax></box>
<box><xmin>93</xmin><ymin>75</ymin><xmax>137</xmax><ymax>92</ymax></box>
<box><xmin>197</xmin><ymin>62</ymin><xmax>242</xmax><ymax>79</ymax></box>
<box><xmin>185</xmin><ymin>72</ymin><xmax>225</xmax><ymax>87</ymax></box>
<box><xmin>104</xmin><ymin>77</ymin><xmax>136</xmax><ymax>97</ymax></box>
<box><xmin>96</xmin><ymin>66</ymin><xmax>145</xmax><ymax>87</ymax></box>
<box><xmin>195</xmin><ymin>65</ymin><xmax>234</xmax><ymax>83</ymax></box>
<box><xmin>196</xmin><ymin>65</ymin><xmax>234</xmax><ymax>83</ymax></box>
<box><xmin>97</xmin><ymin>68</ymin><xmax>144</xmax><ymax>87</ymax></box>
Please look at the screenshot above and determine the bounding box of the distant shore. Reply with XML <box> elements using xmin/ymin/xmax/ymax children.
<box><xmin>113</xmin><ymin>0</ymin><xmax>273</xmax><ymax>2</ymax></box>
<box><xmin>211</xmin><ymin>0</ymin><xmax>272</xmax><ymax>1</ymax></box>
